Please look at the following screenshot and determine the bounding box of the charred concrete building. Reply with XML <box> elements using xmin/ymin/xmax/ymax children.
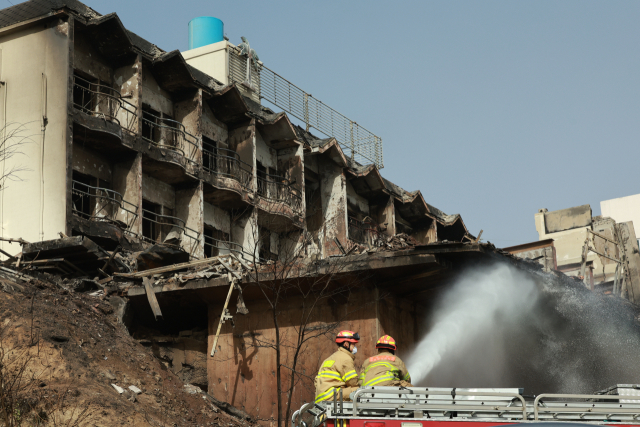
<box><xmin>506</xmin><ymin>204</ymin><xmax>640</xmax><ymax>302</ymax></box>
<box><xmin>0</xmin><ymin>0</ymin><xmax>472</xmax><ymax>262</ymax></box>
<box><xmin>0</xmin><ymin>1</ymin><xmax>484</xmax><ymax>424</ymax></box>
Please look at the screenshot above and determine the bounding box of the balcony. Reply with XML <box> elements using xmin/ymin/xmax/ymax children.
<box><xmin>202</xmin><ymin>146</ymin><xmax>253</xmax><ymax>190</ymax></box>
<box><xmin>348</xmin><ymin>216</ymin><xmax>381</xmax><ymax>248</ymax></box>
<box><xmin>141</xmin><ymin>112</ymin><xmax>199</xmax><ymax>164</ymax></box>
<box><xmin>141</xmin><ymin>209</ymin><xmax>200</xmax><ymax>257</ymax></box>
<box><xmin>257</xmin><ymin>172</ymin><xmax>303</xmax><ymax>215</ymax></box>
<box><xmin>72</xmin><ymin>74</ymin><xmax>137</xmax><ymax>133</ymax></box>
<box><xmin>71</xmin><ymin>180</ymin><xmax>138</xmax><ymax>229</ymax></box>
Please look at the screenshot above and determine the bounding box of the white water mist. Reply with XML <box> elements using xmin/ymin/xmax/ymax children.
<box><xmin>407</xmin><ymin>264</ymin><xmax>539</xmax><ymax>385</ymax></box>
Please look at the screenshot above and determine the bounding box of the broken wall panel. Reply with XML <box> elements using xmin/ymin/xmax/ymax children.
<box><xmin>544</xmin><ymin>204</ymin><xmax>592</xmax><ymax>234</ymax></box>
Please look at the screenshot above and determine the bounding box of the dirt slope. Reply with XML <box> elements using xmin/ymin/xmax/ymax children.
<box><xmin>0</xmin><ymin>272</ymin><xmax>254</xmax><ymax>427</ymax></box>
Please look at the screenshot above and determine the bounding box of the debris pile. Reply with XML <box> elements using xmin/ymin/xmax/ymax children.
<box><xmin>0</xmin><ymin>235</ymin><xmax>256</xmax><ymax>426</ymax></box>
<box><xmin>376</xmin><ymin>233</ymin><xmax>419</xmax><ymax>251</ymax></box>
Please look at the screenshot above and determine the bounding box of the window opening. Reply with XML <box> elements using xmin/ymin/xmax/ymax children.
<box><xmin>204</xmin><ymin>225</ymin><xmax>230</xmax><ymax>258</ymax></box>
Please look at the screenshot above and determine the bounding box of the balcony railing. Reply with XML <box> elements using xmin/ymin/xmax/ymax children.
<box><xmin>202</xmin><ymin>146</ymin><xmax>253</xmax><ymax>190</ymax></box>
<box><xmin>228</xmin><ymin>45</ymin><xmax>384</xmax><ymax>169</ymax></box>
<box><xmin>348</xmin><ymin>216</ymin><xmax>381</xmax><ymax>246</ymax></box>
<box><xmin>141</xmin><ymin>113</ymin><xmax>199</xmax><ymax>164</ymax></box>
<box><xmin>257</xmin><ymin>172</ymin><xmax>303</xmax><ymax>214</ymax></box>
<box><xmin>71</xmin><ymin>180</ymin><xmax>139</xmax><ymax>229</ymax></box>
<box><xmin>141</xmin><ymin>209</ymin><xmax>201</xmax><ymax>256</ymax></box>
<box><xmin>73</xmin><ymin>75</ymin><xmax>137</xmax><ymax>133</ymax></box>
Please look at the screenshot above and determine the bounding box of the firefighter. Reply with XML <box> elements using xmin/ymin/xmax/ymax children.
<box><xmin>314</xmin><ymin>330</ymin><xmax>360</xmax><ymax>403</ymax></box>
<box><xmin>359</xmin><ymin>335</ymin><xmax>412</xmax><ymax>387</ymax></box>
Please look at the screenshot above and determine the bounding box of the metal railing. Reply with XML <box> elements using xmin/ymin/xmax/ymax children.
<box><xmin>203</xmin><ymin>238</ymin><xmax>255</xmax><ymax>262</ymax></box>
<box><xmin>72</xmin><ymin>75</ymin><xmax>137</xmax><ymax>133</ymax></box>
<box><xmin>141</xmin><ymin>209</ymin><xmax>201</xmax><ymax>257</ymax></box>
<box><xmin>202</xmin><ymin>146</ymin><xmax>253</xmax><ymax>190</ymax></box>
<box><xmin>141</xmin><ymin>112</ymin><xmax>199</xmax><ymax>163</ymax></box>
<box><xmin>257</xmin><ymin>172</ymin><xmax>303</xmax><ymax>214</ymax></box>
<box><xmin>348</xmin><ymin>216</ymin><xmax>380</xmax><ymax>246</ymax></box>
<box><xmin>228</xmin><ymin>46</ymin><xmax>383</xmax><ymax>169</ymax></box>
<box><xmin>71</xmin><ymin>180</ymin><xmax>138</xmax><ymax>229</ymax></box>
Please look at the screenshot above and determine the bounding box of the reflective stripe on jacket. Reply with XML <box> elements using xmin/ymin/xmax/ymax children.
<box><xmin>359</xmin><ymin>350</ymin><xmax>411</xmax><ymax>387</ymax></box>
<box><xmin>314</xmin><ymin>347</ymin><xmax>358</xmax><ymax>403</ymax></box>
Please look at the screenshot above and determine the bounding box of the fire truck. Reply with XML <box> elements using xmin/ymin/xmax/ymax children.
<box><xmin>291</xmin><ymin>385</ymin><xmax>640</xmax><ymax>427</ymax></box>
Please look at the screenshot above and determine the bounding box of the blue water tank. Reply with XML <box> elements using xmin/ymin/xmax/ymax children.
<box><xmin>188</xmin><ymin>17</ymin><xmax>224</xmax><ymax>50</ymax></box>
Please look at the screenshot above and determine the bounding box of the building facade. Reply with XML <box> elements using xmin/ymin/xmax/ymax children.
<box><xmin>0</xmin><ymin>0</ymin><xmax>472</xmax><ymax>263</ymax></box>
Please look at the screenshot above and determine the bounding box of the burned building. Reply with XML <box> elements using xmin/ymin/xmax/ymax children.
<box><xmin>0</xmin><ymin>0</ymin><xmax>472</xmax><ymax>261</ymax></box>
<box><xmin>505</xmin><ymin>204</ymin><xmax>640</xmax><ymax>302</ymax></box>
<box><xmin>0</xmin><ymin>0</ymin><xmax>482</xmax><ymax>424</ymax></box>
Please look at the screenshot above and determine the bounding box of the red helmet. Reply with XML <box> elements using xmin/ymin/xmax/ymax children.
<box><xmin>335</xmin><ymin>330</ymin><xmax>360</xmax><ymax>344</ymax></box>
<box><xmin>376</xmin><ymin>335</ymin><xmax>396</xmax><ymax>351</ymax></box>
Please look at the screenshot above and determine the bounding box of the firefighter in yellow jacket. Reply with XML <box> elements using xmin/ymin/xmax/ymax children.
<box><xmin>359</xmin><ymin>335</ymin><xmax>412</xmax><ymax>387</ymax></box>
<box><xmin>314</xmin><ymin>330</ymin><xmax>360</xmax><ymax>403</ymax></box>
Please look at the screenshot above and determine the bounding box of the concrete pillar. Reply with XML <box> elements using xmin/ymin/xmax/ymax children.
<box><xmin>319</xmin><ymin>156</ymin><xmax>347</xmax><ymax>257</ymax></box>
<box><xmin>175</xmin><ymin>89</ymin><xmax>202</xmax><ymax>165</ymax></box>
<box><xmin>113</xmin><ymin>153</ymin><xmax>142</xmax><ymax>235</ymax></box>
<box><xmin>377</xmin><ymin>196</ymin><xmax>396</xmax><ymax>237</ymax></box>
<box><xmin>175</xmin><ymin>182</ymin><xmax>204</xmax><ymax>259</ymax></box>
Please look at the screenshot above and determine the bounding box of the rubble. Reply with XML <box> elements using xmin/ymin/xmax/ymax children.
<box><xmin>0</xmin><ymin>248</ymin><xmax>255</xmax><ymax>427</ymax></box>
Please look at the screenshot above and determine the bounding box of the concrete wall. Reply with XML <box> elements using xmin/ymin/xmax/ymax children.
<box><xmin>141</xmin><ymin>69</ymin><xmax>173</xmax><ymax>116</ymax></box>
<box><xmin>204</xmin><ymin>202</ymin><xmax>231</xmax><ymax>234</ymax></box>
<box><xmin>0</xmin><ymin>20</ymin><xmax>71</xmax><ymax>253</ymax></box>
<box><xmin>345</xmin><ymin>180</ymin><xmax>370</xmax><ymax>216</ymax></box>
<box><xmin>601</xmin><ymin>194</ymin><xmax>640</xmax><ymax>240</ymax></box>
<box><xmin>74</xmin><ymin>33</ymin><xmax>111</xmax><ymax>82</ymax></box>
<box><xmin>255</xmin><ymin>130</ymin><xmax>276</xmax><ymax>169</ymax></box>
<box><xmin>202</xmin><ymin>102</ymin><xmax>227</xmax><ymax>144</ymax></box>
<box><xmin>182</xmin><ymin>41</ymin><xmax>229</xmax><ymax>85</ymax></box>
<box><xmin>142</xmin><ymin>173</ymin><xmax>175</xmax><ymax>209</ymax></box>
<box><xmin>72</xmin><ymin>143</ymin><xmax>111</xmax><ymax>182</ymax></box>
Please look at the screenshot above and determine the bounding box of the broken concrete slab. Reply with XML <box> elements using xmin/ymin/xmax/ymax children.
<box><xmin>22</xmin><ymin>236</ymin><xmax>128</xmax><ymax>276</ymax></box>
<box><xmin>128</xmin><ymin>385</ymin><xmax>142</xmax><ymax>395</ymax></box>
<box><xmin>111</xmin><ymin>384</ymin><xmax>124</xmax><ymax>394</ymax></box>
<box><xmin>135</xmin><ymin>244</ymin><xmax>190</xmax><ymax>271</ymax></box>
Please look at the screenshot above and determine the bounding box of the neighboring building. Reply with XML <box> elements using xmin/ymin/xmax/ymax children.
<box><xmin>601</xmin><ymin>193</ymin><xmax>640</xmax><ymax>244</ymax></box>
<box><xmin>0</xmin><ymin>0</ymin><xmax>472</xmax><ymax>262</ymax></box>
<box><xmin>506</xmin><ymin>204</ymin><xmax>640</xmax><ymax>300</ymax></box>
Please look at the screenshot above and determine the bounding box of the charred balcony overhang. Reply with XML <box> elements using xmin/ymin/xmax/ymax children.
<box><xmin>205</xmin><ymin>85</ymin><xmax>250</xmax><ymax>126</ymax></box>
<box><xmin>346</xmin><ymin>162</ymin><xmax>386</xmax><ymax>202</ymax></box>
<box><xmin>124</xmin><ymin>242</ymin><xmax>537</xmax><ymax>315</ymax></box>
<box><xmin>202</xmin><ymin>146</ymin><xmax>253</xmax><ymax>209</ymax></box>
<box><xmin>69</xmin><ymin>179</ymin><xmax>142</xmax><ymax>250</ymax></box>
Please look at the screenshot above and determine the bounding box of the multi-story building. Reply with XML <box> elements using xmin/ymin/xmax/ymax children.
<box><xmin>0</xmin><ymin>0</ymin><xmax>472</xmax><ymax>262</ymax></box>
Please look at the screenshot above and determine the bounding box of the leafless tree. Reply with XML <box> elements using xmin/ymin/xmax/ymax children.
<box><xmin>236</xmin><ymin>199</ymin><xmax>372</xmax><ymax>427</ymax></box>
<box><xmin>0</xmin><ymin>122</ymin><xmax>34</xmax><ymax>190</ymax></box>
